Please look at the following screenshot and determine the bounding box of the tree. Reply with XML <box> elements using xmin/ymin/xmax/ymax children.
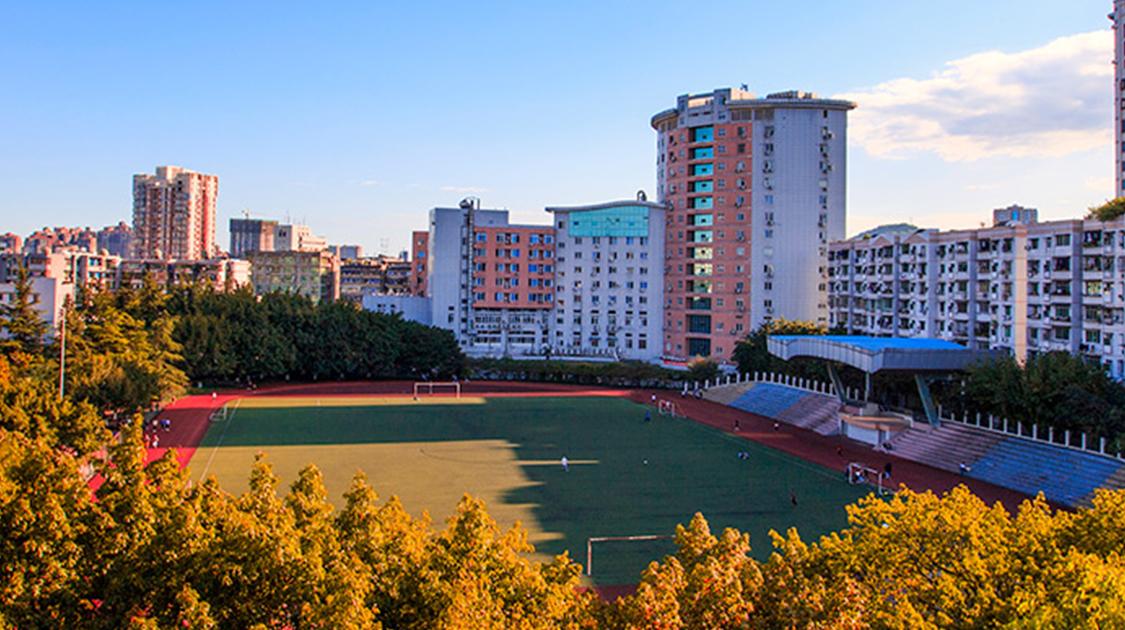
<box><xmin>731</xmin><ymin>318</ymin><xmax>827</xmax><ymax>378</ymax></box>
<box><xmin>959</xmin><ymin>352</ymin><xmax>1125</xmax><ymax>446</ymax></box>
<box><xmin>0</xmin><ymin>263</ymin><xmax>48</xmax><ymax>356</ymax></box>
<box><xmin>620</xmin><ymin>513</ymin><xmax>761</xmax><ymax>629</ymax></box>
<box><xmin>1087</xmin><ymin>197</ymin><xmax>1125</xmax><ymax>222</ymax></box>
<box><xmin>685</xmin><ymin>357</ymin><xmax>719</xmax><ymax>383</ymax></box>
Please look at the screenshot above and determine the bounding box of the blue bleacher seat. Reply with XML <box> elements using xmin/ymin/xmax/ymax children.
<box><xmin>730</xmin><ymin>384</ymin><xmax>808</xmax><ymax>419</ymax></box>
<box><xmin>968</xmin><ymin>438</ymin><xmax>1124</xmax><ymax>506</ymax></box>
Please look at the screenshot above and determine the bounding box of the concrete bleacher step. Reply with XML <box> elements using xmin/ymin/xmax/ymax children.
<box><xmin>777</xmin><ymin>394</ymin><xmax>841</xmax><ymax>436</ymax></box>
<box><xmin>1101</xmin><ymin>466</ymin><xmax>1125</xmax><ymax>493</ymax></box>
<box><xmin>888</xmin><ymin>422</ymin><xmax>1004</xmax><ymax>474</ymax></box>
<box><xmin>970</xmin><ymin>439</ymin><xmax>1123</xmax><ymax>506</ymax></box>
<box><xmin>703</xmin><ymin>381</ymin><xmax>756</xmax><ymax>406</ymax></box>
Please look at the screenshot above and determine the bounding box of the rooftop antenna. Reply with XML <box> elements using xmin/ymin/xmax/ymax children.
<box><xmin>242</xmin><ymin>208</ymin><xmax>251</xmax><ymax>219</ymax></box>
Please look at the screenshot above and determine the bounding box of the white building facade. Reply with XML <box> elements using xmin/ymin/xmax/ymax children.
<box><xmin>828</xmin><ymin>207</ymin><xmax>1125</xmax><ymax>379</ymax></box>
<box><xmin>547</xmin><ymin>198</ymin><xmax>666</xmax><ymax>361</ymax></box>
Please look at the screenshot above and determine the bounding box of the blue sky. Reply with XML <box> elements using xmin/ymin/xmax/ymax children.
<box><xmin>0</xmin><ymin>1</ymin><xmax>1115</xmax><ymax>254</ymax></box>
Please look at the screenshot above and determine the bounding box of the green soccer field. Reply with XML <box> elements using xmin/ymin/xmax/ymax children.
<box><xmin>193</xmin><ymin>395</ymin><xmax>869</xmax><ymax>585</ymax></box>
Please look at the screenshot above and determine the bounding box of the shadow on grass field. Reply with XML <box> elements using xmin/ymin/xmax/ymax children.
<box><xmin>193</xmin><ymin>396</ymin><xmax>869</xmax><ymax>585</ymax></box>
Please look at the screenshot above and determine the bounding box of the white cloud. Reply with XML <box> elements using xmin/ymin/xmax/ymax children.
<box><xmin>440</xmin><ymin>185</ymin><xmax>490</xmax><ymax>194</ymax></box>
<box><xmin>359</xmin><ymin>179</ymin><xmax>383</xmax><ymax>187</ymax></box>
<box><xmin>837</xmin><ymin>31</ymin><xmax>1112</xmax><ymax>161</ymax></box>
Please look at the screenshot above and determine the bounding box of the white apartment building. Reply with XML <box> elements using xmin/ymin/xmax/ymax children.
<box><xmin>546</xmin><ymin>197</ymin><xmax>666</xmax><ymax>361</ymax></box>
<box><xmin>829</xmin><ymin>207</ymin><xmax>1125</xmax><ymax>379</ymax></box>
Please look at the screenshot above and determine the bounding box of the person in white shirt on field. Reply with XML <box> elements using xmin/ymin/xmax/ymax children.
<box><xmin>561</xmin><ymin>456</ymin><xmax>569</xmax><ymax>472</ymax></box>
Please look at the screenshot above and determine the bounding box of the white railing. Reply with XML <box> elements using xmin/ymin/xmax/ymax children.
<box><xmin>694</xmin><ymin>370</ymin><xmax>844</xmax><ymax>399</ymax></box>
<box><xmin>937</xmin><ymin>405</ymin><xmax>1124</xmax><ymax>463</ymax></box>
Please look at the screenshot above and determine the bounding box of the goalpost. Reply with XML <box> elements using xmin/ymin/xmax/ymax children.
<box><xmin>846</xmin><ymin>461</ymin><xmax>887</xmax><ymax>495</ymax></box>
<box><xmin>586</xmin><ymin>535</ymin><xmax>673</xmax><ymax>577</ymax></box>
<box><xmin>658</xmin><ymin>399</ymin><xmax>681</xmax><ymax>417</ymax></box>
<box><xmin>413</xmin><ymin>381</ymin><xmax>462</xmax><ymax>399</ymax></box>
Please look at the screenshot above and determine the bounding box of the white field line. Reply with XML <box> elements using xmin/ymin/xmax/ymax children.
<box><xmin>199</xmin><ymin>398</ymin><xmax>242</xmax><ymax>479</ymax></box>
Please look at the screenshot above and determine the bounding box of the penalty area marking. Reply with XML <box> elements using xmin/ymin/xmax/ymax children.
<box><xmin>199</xmin><ymin>398</ymin><xmax>242</xmax><ymax>479</ymax></box>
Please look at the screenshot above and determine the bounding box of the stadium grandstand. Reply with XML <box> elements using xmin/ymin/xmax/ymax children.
<box><xmin>702</xmin><ymin>335</ymin><xmax>1125</xmax><ymax>506</ymax></box>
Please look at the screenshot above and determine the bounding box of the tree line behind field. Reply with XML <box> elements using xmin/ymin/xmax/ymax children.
<box><xmin>0</xmin><ymin>270</ymin><xmax>464</xmax><ymax>454</ymax></box>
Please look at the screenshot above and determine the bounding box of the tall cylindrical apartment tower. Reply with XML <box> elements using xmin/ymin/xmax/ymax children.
<box><xmin>652</xmin><ymin>88</ymin><xmax>855</xmax><ymax>362</ymax></box>
<box><xmin>1112</xmin><ymin>1</ymin><xmax>1125</xmax><ymax>196</ymax></box>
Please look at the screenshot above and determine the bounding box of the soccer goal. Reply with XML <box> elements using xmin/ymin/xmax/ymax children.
<box><xmin>658</xmin><ymin>399</ymin><xmax>681</xmax><ymax>417</ymax></box>
<box><xmin>586</xmin><ymin>535</ymin><xmax>673</xmax><ymax>577</ymax></box>
<box><xmin>846</xmin><ymin>462</ymin><xmax>886</xmax><ymax>495</ymax></box>
<box><xmin>413</xmin><ymin>381</ymin><xmax>462</xmax><ymax>399</ymax></box>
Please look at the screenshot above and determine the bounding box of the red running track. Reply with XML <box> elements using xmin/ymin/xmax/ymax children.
<box><xmin>154</xmin><ymin>380</ymin><xmax>1033</xmax><ymax>509</ymax></box>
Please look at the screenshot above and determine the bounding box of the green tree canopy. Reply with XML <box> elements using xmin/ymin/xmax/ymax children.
<box><xmin>1087</xmin><ymin>197</ymin><xmax>1125</xmax><ymax>221</ymax></box>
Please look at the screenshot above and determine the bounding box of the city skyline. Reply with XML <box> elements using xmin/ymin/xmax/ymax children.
<box><xmin>0</xmin><ymin>1</ymin><xmax>1115</xmax><ymax>255</ymax></box>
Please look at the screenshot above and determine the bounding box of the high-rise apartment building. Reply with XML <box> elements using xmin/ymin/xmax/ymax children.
<box><xmin>547</xmin><ymin>197</ymin><xmax>666</xmax><ymax>361</ymax></box>
<box><xmin>1113</xmin><ymin>1</ymin><xmax>1125</xmax><ymax>194</ymax></box>
<box><xmin>652</xmin><ymin>88</ymin><xmax>854</xmax><ymax>362</ymax></box>
<box><xmin>229</xmin><ymin>218</ymin><xmax>278</xmax><ymax>258</ymax></box>
<box><xmin>132</xmin><ymin>166</ymin><xmax>218</xmax><ymax>260</ymax></box>
<box><xmin>828</xmin><ymin>208</ymin><xmax>1125</xmax><ymax>380</ymax></box>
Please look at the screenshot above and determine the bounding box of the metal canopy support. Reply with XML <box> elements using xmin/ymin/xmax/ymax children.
<box><xmin>826</xmin><ymin>363</ymin><xmax>849</xmax><ymax>404</ymax></box>
<box><xmin>914</xmin><ymin>374</ymin><xmax>940</xmax><ymax>428</ymax></box>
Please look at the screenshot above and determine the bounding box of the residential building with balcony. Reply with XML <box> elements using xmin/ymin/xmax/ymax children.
<box><xmin>652</xmin><ymin>88</ymin><xmax>853</xmax><ymax>362</ymax></box>
<box><xmin>229</xmin><ymin>218</ymin><xmax>278</xmax><ymax>258</ymax></box>
<box><xmin>247</xmin><ymin>250</ymin><xmax>339</xmax><ymax>303</ymax></box>
<box><xmin>829</xmin><ymin>206</ymin><xmax>1125</xmax><ymax>379</ymax></box>
<box><xmin>132</xmin><ymin>166</ymin><xmax>218</xmax><ymax>261</ymax></box>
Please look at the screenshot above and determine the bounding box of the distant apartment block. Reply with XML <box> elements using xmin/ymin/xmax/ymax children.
<box><xmin>828</xmin><ymin>207</ymin><xmax>1125</xmax><ymax>380</ymax></box>
<box><xmin>23</xmin><ymin>226</ymin><xmax>98</xmax><ymax>255</ymax></box>
<box><xmin>229</xmin><ymin>218</ymin><xmax>278</xmax><ymax>258</ymax></box>
<box><xmin>328</xmin><ymin>244</ymin><xmax>364</xmax><ymax>260</ymax></box>
<box><xmin>118</xmin><ymin>258</ymin><xmax>250</xmax><ymax>292</ymax></box>
<box><xmin>132</xmin><ymin>166</ymin><xmax>218</xmax><ymax>260</ymax></box>
<box><xmin>96</xmin><ymin>222</ymin><xmax>133</xmax><ymax>258</ymax></box>
<box><xmin>547</xmin><ymin>197</ymin><xmax>666</xmax><ymax>361</ymax></box>
<box><xmin>652</xmin><ymin>88</ymin><xmax>853</xmax><ymax>361</ymax></box>
<box><xmin>0</xmin><ymin>251</ymin><xmax>121</xmax><ymax>332</ymax></box>
<box><xmin>339</xmin><ymin>255</ymin><xmax>411</xmax><ymax>301</ymax></box>
<box><xmin>247</xmin><ymin>250</ymin><xmax>340</xmax><ymax>303</ymax></box>
<box><xmin>0</xmin><ymin>233</ymin><xmax>21</xmax><ymax>254</ymax></box>
<box><xmin>275</xmin><ymin>224</ymin><xmax>327</xmax><ymax>252</ymax></box>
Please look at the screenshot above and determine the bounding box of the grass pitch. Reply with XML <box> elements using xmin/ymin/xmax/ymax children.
<box><xmin>194</xmin><ymin>395</ymin><xmax>868</xmax><ymax>585</ymax></box>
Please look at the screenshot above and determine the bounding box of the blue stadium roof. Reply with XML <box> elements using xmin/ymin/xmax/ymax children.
<box><xmin>767</xmin><ymin>335</ymin><xmax>1000</xmax><ymax>373</ymax></box>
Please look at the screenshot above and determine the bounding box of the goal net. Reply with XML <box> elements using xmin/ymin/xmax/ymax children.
<box><xmin>846</xmin><ymin>462</ymin><xmax>887</xmax><ymax>495</ymax></box>
<box><xmin>413</xmin><ymin>381</ymin><xmax>462</xmax><ymax>399</ymax></box>
<box><xmin>586</xmin><ymin>535</ymin><xmax>674</xmax><ymax>578</ymax></box>
<box><xmin>657</xmin><ymin>400</ymin><xmax>681</xmax><ymax>417</ymax></box>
